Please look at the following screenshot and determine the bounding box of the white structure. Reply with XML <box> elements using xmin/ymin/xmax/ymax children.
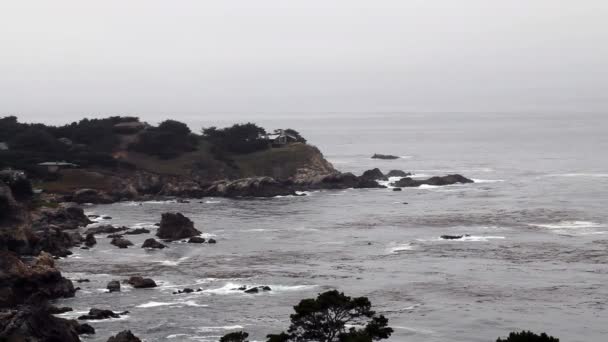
<box><xmin>264</xmin><ymin>129</ymin><xmax>298</xmax><ymax>147</ymax></box>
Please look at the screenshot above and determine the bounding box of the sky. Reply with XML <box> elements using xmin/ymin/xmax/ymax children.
<box><xmin>1</xmin><ymin>0</ymin><xmax>607</xmax><ymax>124</ymax></box>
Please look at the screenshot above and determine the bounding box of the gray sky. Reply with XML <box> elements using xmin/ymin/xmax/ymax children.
<box><xmin>1</xmin><ymin>0</ymin><xmax>607</xmax><ymax>123</ymax></box>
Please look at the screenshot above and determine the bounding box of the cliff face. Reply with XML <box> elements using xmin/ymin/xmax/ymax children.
<box><xmin>0</xmin><ymin>182</ymin><xmax>34</xmax><ymax>254</ymax></box>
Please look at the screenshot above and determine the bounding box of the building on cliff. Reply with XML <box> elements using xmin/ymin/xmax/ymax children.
<box><xmin>264</xmin><ymin>129</ymin><xmax>298</xmax><ymax>147</ymax></box>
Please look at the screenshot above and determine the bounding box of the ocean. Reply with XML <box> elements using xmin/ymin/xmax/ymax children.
<box><xmin>55</xmin><ymin>112</ymin><xmax>608</xmax><ymax>341</ymax></box>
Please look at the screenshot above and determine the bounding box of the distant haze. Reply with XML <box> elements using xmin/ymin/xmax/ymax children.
<box><xmin>1</xmin><ymin>0</ymin><xmax>607</xmax><ymax>124</ymax></box>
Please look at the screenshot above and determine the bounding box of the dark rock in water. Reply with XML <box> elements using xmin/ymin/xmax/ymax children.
<box><xmin>208</xmin><ymin>238</ymin><xmax>217</xmax><ymax>244</ymax></box>
<box><xmin>204</xmin><ymin>177</ymin><xmax>296</xmax><ymax>198</ymax></box>
<box><xmin>31</xmin><ymin>227</ymin><xmax>81</xmax><ymax>257</ymax></box>
<box><xmin>387</xmin><ymin>170</ymin><xmax>411</xmax><ymax>177</ymax></box>
<box><xmin>85</xmin><ymin>225</ymin><xmax>128</xmax><ymax>235</ymax></box>
<box><xmin>85</xmin><ymin>233</ymin><xmax>97</xmax><ymax>247</ymax></box>
<box><xmin>76</xmin><ymin>278</ymin><xmax>90</xmax><ymax>283</ymax></box>
<box><xmin>354</xmin><ymin>178</ymin><xmax>386</xmax><ymax>189</ymax></box>
<box><xmin>107</xmin><ymin>280</ymin><xmax>121</xmax><ymax>293</ymax></box>
<box><xmin>141</xmin><ymin>238</ymin><xmax>167</xmax><ymax>249</ymax></box>
<box><xmin>34</xmin><ymin>204</ymin><xmax>92</xmax><ymax>230</ymax></box>
<box><xmin>360</xmin><ymin>168</ymin><xmax>388</xmax><ymax>181</ymax></box>
<box><xmin>110</xmin><ymin>237</ymin><xmax>133</xmax><ymax>248</ymax></box>
<box><xmin>391</xmin><ymin>174</ymin><xmax>474</xmax><ymax>188</ymax></box>
<box><xmin>107</xmin><ymin>330</ymin><xmax>142</xmax><ymax>342</ymax></box>
<box><xmin>174</xmin><ymin>288</ymin><xmax>194</xmax><ymax>294</ymax></box>
<box><xmin>107</xmin><ymin>233</ymin><xmax>124</xmax><ymax>238</ymax></box>
<box><xmin>127</xmin><ymin>276</ymin><xmax>157</xmax><ymax>288</ymax></box>
<box><xmin>76</xmin><ymin>323</ymin><xmax>95</xmax><ymax>335</ymax></box>
<box><xmin>124</xmin><ymin>228</ymin><xmax>150</xmax><ymax>235</ymax></box>
<box><xmin>392</xmin><ymin>187</ymin><xmax>402</xmax><ymax>191</ymax></box>
<box><xmin>244</xmin><ymin>286</ymin><xmax>272</xmax><ymax>294</ymax></box>
<box><xmin>177</xmin><ymin>199</ymin><xmax>190</xmax><ymax>203</ymax></box>
<box><xmin>48</xmin><ymin>306</ymin><xmax>73</xmax><ymax>314</ymax></box>
<box><xmin>188</xmin><ymin>236</ymin><xmax>206</xmax><ymax>243</ymax></box>
<box><xmin>0</xmin><ymin>305</ymin><xmax>81</xmax><ymax>342</ymax></box>
<box><xmin>102</xmin><ymin>216</ymin><xmax>112</xmax><ymax>220</ymax></box>
<box><xmin>81</xmin><ymin>246</ymin><xmax>89</xmax><ymax>250</ymax></box>
<box><xmin>154</xmin><ymin>223</ymin><xmax>160</xmax><ymax>227</ymax></box>
<box><xmin>440</xmin><ymin>234</ymin><xmax>470</xmax><ymax>240</ymax></box>
<box><xmin>78</xmin><ymin>308</ymin><xmax>127</xmax><ymax>320</ymax></box>
<box><xmin>371</xmin><ymin>153</ymin><xmax>399</xmax><ymax>160</ymax></box>
<box><xmin>157</xmin><ymin>212</ymin><xmax>201</xmax><ymax>240</ymax></box>
<box><xmin>71</xmin><ymin>188</ymin><xmax>114</xmax><ymax>204</ymax></box>
<box><xmin>0</xmin><ymin>251</ymin><xmax>75</xmax><ymax>308</ymax></box>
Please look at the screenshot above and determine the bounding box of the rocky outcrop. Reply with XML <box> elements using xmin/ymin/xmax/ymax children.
<box><xmin>124</xmin><ymin>228</ymin><xmax>150</xmax><ymax>235</ymax></box>
<box><xmin>371</xmin><ymin>153</ymin><xmax>399</xmax><ymax>160</ymax></box>
<box><xmin>0</xmin><ymin>182</ymin><xmax>35</xmax><ymax>254</ymax></box>
<box><xmin>85</xmin><ymin>233</ymin><xmax>97</xmax><ymax>247</ymax></box>
<box><xmin>391</xmin><ymin>174</ymin><xmax>474</xmax><ymax>187</ymax></box>
<box><xmin>0</xmin><ymin>251</ymin><xmax>75</xmax><ymax>308</ymax></box>
<box><xmin>107</xmin><ymin>280</ymin><xmax>121</xmax><ymax>293</ymax></box>
<box><xmin>294</xmin><ymin>172</ymin><xmax>386</xmax><ymax>190</ymax></box>
<box><xmin>127</xmin><ymin>276</ymin><xmax>157</xmax><ymax>288</ymax></box>
<box><xmin>85</xmin><ymin>225</ymin><xmax>128</xmax><ymax>235</ymax></box>
<box><xmin>78</xmin><ymin>308</ymin><xmax>128</xmax><ymax>320</ymax></box>
<box><xmin>0</xmin><ymin>305</ymin><xmax>83</xmax><ymax>342</ymax></box>
<box><xmin>204</xmin><ymin>177</ymin><xmax>295</xmax><ymax>198</ymax></box>
<box><xmin>386</xmin><ymin>170</ymin><xmax>411</xmax><ymax>178</ymax></box>
<box><xmin>141</xmin><ymin>238</ymin><xmax>166</xmax><ymax>249</ymax></box>
<box><xmin>107</xmin><ymin>330</ymin><xmax>142</xmax><ymax>342</ymax></box>
<box><xmin>31</xmin><ymin>227</ymin><xmax>82</xmax><ymax>257</ymax></box>
<box><xmin>33</xmin><ymin>204</ymin><xmax>92</xmax><ymax>230</ymax></box>
<box><xmin>157</xmin><ymin>213</ymin><xmax>201</xmax><ymax>240</ymax></box>
<box><xmin>360</xmin><ymin>168</ymin><xmax>388</xmax><ymax>181</ymax></box>
<box><xmin>187</xmin><ymin>237</ymin><xmax>206</xmax><ymax>243</ymax></box>
<box><xmin>71</xmin><ymin>188</ymin><xmax>114</xmax><ymax>204</ymax></box>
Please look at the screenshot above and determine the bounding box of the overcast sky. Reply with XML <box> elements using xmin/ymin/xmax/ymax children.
<box><xmin>1</xmin><ymin>0</ymin><xmax>607</xmax><ymax>123</ymax></box>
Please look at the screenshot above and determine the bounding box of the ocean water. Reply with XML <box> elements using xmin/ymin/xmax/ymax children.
<box><xmin>55</xmin><ymin>112</ymin><xmax>608</xmax><ymax>342</ymax></box>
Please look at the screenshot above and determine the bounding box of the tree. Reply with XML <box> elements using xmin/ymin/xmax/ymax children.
<box><xmin>266</xmin><ymin>290</ymin><xmax>393</xmax><ymax>342</ymax></box>
<box><xmin>130</xmin><ymin>119</ymin><xmax>198</xmax><ymax>159</ymax></box>
<box><xmin>496</xmin><ymin>331</ymin><xmax>559</xmax><ymax>342</ymax></box>
<box><xmin>220</xmin><ymin>331</ymin><xmax>249</xmax><ymax>342</ymax></box>
<box><xmin>202</xmin><ymin>123</ymin><xmax>268</xmax><ymax>154</ymax></box>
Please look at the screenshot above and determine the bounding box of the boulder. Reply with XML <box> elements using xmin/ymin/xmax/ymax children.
<box><xmin>392</xmin><ymin>187</ymin><xmax>402</xmax><ymax>191</ymax></box>
<box><xmin>141</xmin><ymin>238</ymin><xmax>166</xmax><ymax>249</ymax></box>
<box><xmin>84</xmin><ymin>225</ymin><xmax>128</xmax><ymax>235</ymax></box>
<box><xmin>391</xmin><ymin>174</ymin><xmax>474</xmax><ymax>188</ymax></box>
<box><xmin>110</xmin><ymin>237</ymin><xmax>133</xmax><ymax>249</ymax></box>
<box><xmin>386</xmin><ymin>170</ymin><xmax>411</xmax><ymax>177</ymax></box>
<box><xmin>48</xmin><ymin>306</ymin><xmax>73</xmax><ymax>314</ymax></box>
<box><xmin>107</xmin><ymin>280</ymin><xmax>121</xmax><ymax>293</ymax></box>
<box><xmin>33</xmin><ymin>204</ymin><xmax>92</xmax><ymax>230</ymax></box>
<box><xmin>187</xmin><ymin>237</ymin><xmax>206</xmax><ymax>244</ymax></box>
<box><xmin>71</xmin><ymin>188</ymin><xmax>114</xmax><ymax>204</ymax></box>
<box><xmin>78</xmin><ymin>308</ymin><xmax>127</xmax><ymax>320</ymax></box>
<box><xmin>107</xmin><ymin>330</ymin><xmax>142</xmax><ymax>342</ymax></box>
<box><xmin>440</xmin><ymin>234</ymin><xmax>470</xmax><ymax>240</ymax></box>
<box><xmin>124</xmin><ymin>228</ymin><xmax>150</xmax><ymax>235</ymax></box>
<box><xmin>127</xmin><ymin>276</ymin><xmax>157</xmax><ymax>288</ymax></box>
<box><xmin>360</xmin><ymin>168</ymin><xmax>387</xmax><ymax>181</ymax></box>
<box><xmin>371</xmin><ymin>153</ymin><xmax>399</xmax><ymax>160</ymax></box>
<box><xmin>208</xmin><ymin>238</ymin><xmax>217</xmax><ymax>244</ymax></box>
<box><xmin>85</xmin><ymin>233</ymin><xmax>97</xmax><ymax>247</ymax></box>
<box><xmin>244</xmin><ymin>286</ymin><xmax>272</xmax><ymax>294</ymax></box>
<box><xmin>156</xmin><ymin>212</ymin><xmax>201</xmax><ymax>240</ymax></box>
<box><xmin>76</xmin><ymin>323</ymin><xmax>95</xmax><ymax>335</ymax></box>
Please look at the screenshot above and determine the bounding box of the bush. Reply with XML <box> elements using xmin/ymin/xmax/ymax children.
<box><xmin>220</xmin><ymin>331</ymin><xmax>249</xmax><ymax>342</ymax></box>
<box><xmin>496</xmin><ymin>331</ymin><xmax>559</xmax><ymax>342</ymax></box>
<box><xmin>130</xmin><ymin>120</ymin><xmax>198</xmax><ymax>159</ymax></box>
<box><xmin>266</xmin><ymin>290</ymin><xmax>393</xmax><ymax>342</ymax></box>
<box><xmin>202</xmin><ymin>123</ymin><xmax>268</xmax><ymax>154</ymax></box>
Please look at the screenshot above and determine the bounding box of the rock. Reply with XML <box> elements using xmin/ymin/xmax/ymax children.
<box><xmin>76</xmin><ymin>278</ymin><xmax>90</xmax><ymax>283</ymax></box>
<box><xmin>204</xmin><ymin>177</ymin><xmax>296</xmax><ymax>198</ymax></box>
<box><xmin>34</xmin><ymin>204</ymin><xmax>92</xmax><ymax>230</ymax></box>
<box><xmin>81</xmin><ymin>246</ymin><xmax>89</xmax><ymax>250</ymax></box>
<box><xmin>107</xmin><ymin>233</ymin><xmax>124</xmax><ymax>238</ymax></box>
<box><xmin>0</xmin><ymin>181</ymin><xmax>35</xmax><ymax>254</ymax></box>
<box><xmin>124</xmin><ymin>228</ymin><xmax>150</xmax><ymax>235</ymax></box>
<box><xmin>371</xmin><ymin>153</ymin><xmax>400</xmax><ymax>160</ymax></box>
<box><xmin>85</xmin><ymin>233</ymin><xmax>97</xmax><ymax>247</ymax></box>
<box><xmin>110</xmin><ymin>237</ymin><xmax>133</xmax><ymax>248</ymax></box>
<box><xmin>387</xmin><ymin>170</ymin><xmax>411</xmax><ymax>177</ymax></box>
<box><xmin>0</xmin><ymin>305</ymin><xmax>81</xmax><ymax>342</ymax></box>
<box><xmin>141</xmin><ymin>238</ymin><xmax>166</xmax><ymax>249</ymax></box>
<box><xmin>84</xmin><ymin>225</ymin><xmax>128</xmax><ymax>235</ymax></box>
<box><xmin>208</xmin><ymin>238</ymin><xmax>217</xmax><ymax>244</ymax></box>
<box><xmin>127</xmin><ymin>276</ymin><xmax>157</xmax><ymax>288</ymax></box>
<box><xmin>78</xmin><ymin>308</ymin><xmax>127</xmax><ymax>320</ymax></box>
<box><xmin>244</xmin><ymin>287</ymin><xmax>259</xmax><ymax>294</ymax></box>
<box><xmin>392</xmin><ymin>187</ymin><xmax>402</xmax><ymax>191</ymax></box>
<box><xmin>107</xmin><ymin>280</ymin><xmax>121</xmax><ymax>293</ymax></box>
<box><xmin>440</xmin><ymin>234</ymin><xmax>470</xmax><ymax>240</ymax></box>
<box><xmin>48</xmin><ymin>306</ymin><xmax>73</xmax><ymax>314</ymax></box>
<box><xmin>174</xmin><ymin>288</ymin><xmax>194</xmax><ymax>294</ymax></box>
<box><xmin>76</xmin><ymin>322</ymin><xmax>96</xmax><ymax>335</ymax></box>
<box><xmin>31</xmin><ymin>227</ymin><xmax>81</xmax><ymax>257</ymax></box>
<box><xmin>360</xmin><ymin>168</ymin><xmax>388</xmax><ymax>181</ymax></box>
<box><xmin>391</xmin><ymin>174</ymin><xmax>474</xmax><ymax>188</ymax></box>
<box><xmin>156</xmin><ymin>212</ymin><xmax>201</xmax><ymax>240</ymax></box>
<box><xmin>102</xmin><ymin>216</ymin><xmax>112</xmax><ymax>220</ymax></box>
<box><xmin>187</xmin><ymin>236</ymin><xmax>206</xmax><ymax>243</ymax></box>
<box><xmin>107</xmin><ymin>330</ymin><xmax>142</xmax><ymax>342</ymax></box>
<box><xmin>0</xmin><ymin>251</ymin><xmax>76</xmax><ymax>308</ymax></box>
<box><xmin>71</xmin><ymin>188</ymin><xmax>114</xmax><ymax>204</ymax></box>
<box><xmin>244</xmin><ymin>286</ymin><xmax>272</xmax><ymax>294</ymax></box>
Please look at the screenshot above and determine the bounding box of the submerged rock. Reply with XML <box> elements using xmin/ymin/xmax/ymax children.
<box><xmin>124</xmin><ymin>228</ymin><xmax>150</xmax><ymax>235</ymax></box>
<box><xmin>243</xmin><ymin>286</ymin><xmax>272</xmax><ymax>294</ymax></box>
<box><xmin>78</xmin><ymin>308</ymin><xmax>127</xmax><ymax>320</ymax></box>
<box><xmin>84</xmin><ymin>233</ymin><xmax>97</xmax><ymax>247</ymax></box>
<box><xmin>110</xmin><ymin>237</ymin><xmax>133</xmax><ymax>249</ymax></box>
<box><xmin>156</xmin><ymin>212</ymin><xmax>201</xmax><ymax>240</ymax></box>
<box><xmin>440</xmin><ymin>234</ymin><xmax>471</xmax><ymax>240</ymax></box>
<box><xmin>187</xmin><ymin>236</ymin><xmax>206</xmax><ymax>244</ymax></box>
<box><xmin>387</xmin><ymin>170</ymin><xmax>411</xmax><ymax>177</ymax></box>
<box><xmin>84</xmin><ymin>225</ymin><xmax>128</xmax><ymax>235</ymax></box>
<box><xmin>141</xmin><ymin>238</ymin><xmax>166</xmax><ymax>249</ymax></box>
<box><xmin>371</xmin><ymin>153</ymin><xmax>399</xmax><ymax>160</ymax></box>
<box><xmin>391</xmin><ymin>174</ymin><xmax>474</xmax><ymax>188</ymax></box>
<box><xmin>107</xmin><ymin>330</ymin><xmax>142</xmax><ymax>342</ymax></box>
<box><xmin>208</xmin><ymin>238</ymin><xmax>217</xmax><ymax>244</ymax></box>
<box><xmin>127</xmin><ymin>276</ymin><xmax>157</xmax><ymax>288</ymax></box>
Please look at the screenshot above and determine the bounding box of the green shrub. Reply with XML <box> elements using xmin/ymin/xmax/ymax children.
<box><xmin>497</xmin><ymin>331</ymin><xmax>559</xmax><ymax>342</ymax></box>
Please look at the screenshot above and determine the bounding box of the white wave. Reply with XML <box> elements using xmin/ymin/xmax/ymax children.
<box><xmin>158</xmin><ymin>256</ymin><xmax>190</xmax><ymax>266</ymax></box>
<box><xmin>388</xmin><ymin>244</ymin><xmax>414</xmax><ymax>253</ymax></box>
<box><xmin>471</xmin><ymin>179</ymin><xmax>505</xmax><ymax>183</ymax></box>
<box><xmin>143</xmin><ymin>200</ymin><xmax>177</xmax><ymax>204</ymax></box>
<box><xmin>167</xmin><ymin>334</ymin><xmax>189</xmax><ymax>339</ymax></box>
<box><xmin>400</xmin><ymin>155</ymin><xmax>413</xmax><ymax>159</ymax></box>
<box><xmin>137</xmin><ymin>301</ymin><xmax>207</xmax><ymax>308</ymax></box>
<box><xmin>203</xmin><ymin>282</ymin><xmax>315</xmax><ymax>295</ymax></box>
<box><xmin>197</xmin><ymin>325</ymin><xmax>244</xmax><ymax>332</ymax></box>
<box><xmin>132</xmin><ymin>222</ymin><xmax>157</xmax><ymax>228</ymax></box>
<box><xmin>418</xmin><ymin>184</ymin><xmax>440</xmax><ymax>189</ymax></box>
<box><xmin>530</xmin><ymin>221</ymin><xmax>605</xmax><ymax>230</ymax></box>
<box><xmin>204</xmin><ymin>200</ymin><xmax>222</xmax><ymax>204</ymax></box>
<box><xmin>417</xmin><ymin>235</ymin><xmax>505</xmax><ymax>242</ymax></box>
<box><xmin>547</xmin><ymin>173</ymin><xmax>608</xmax><ymax>178</ymax></box>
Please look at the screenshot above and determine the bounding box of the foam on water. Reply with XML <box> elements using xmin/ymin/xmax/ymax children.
<box><xmin>530</xmin><ymin>221</ymin><xmax>605</xmax><ymax>230</ymax></box>
<box><xmin>546</xmin><ymin>173</ymin><xmax>608</xmax><ymax>178</ymax></box>
<box><xmin>158</xmin><ymin>256</ymin><xmax>190</xmax><ymax>266</ymax></box>
<box><xmin>471</xmin><ymin>179</ymin><xmax>505</xmax><ymax>183</ymax></box>
<box><xmin>137</xmin><ymin>301</ymin><xmax>207</xmax><ymax>308</ymax></box>
<box><xmin>197</xmin><ymin>325</ymin><xmax>244</xmax><ymax>332</ymax></box>
<box><xmin>388</xmin><ymin>243</ymin><xmax>415</xmax><ymax>253</ymax></box>
<box><xmin>202</xmin><ymin>282</ymin><xmax>316</xmax><ymax>295</ymax></box>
